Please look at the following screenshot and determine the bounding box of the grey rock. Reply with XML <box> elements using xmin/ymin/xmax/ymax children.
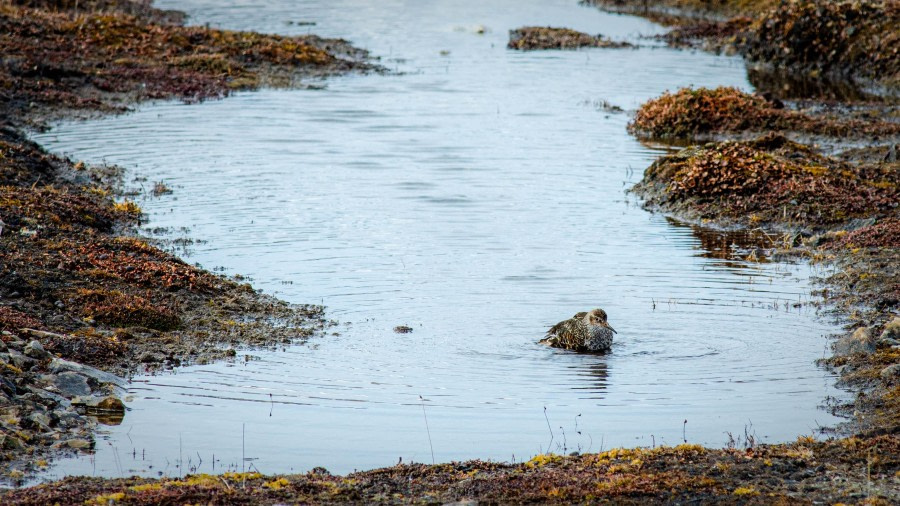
<box><xmin>7</xmin><ymin>349</ymin><xmax>36</xmax><ymax>370</ymax></box>
<box><xmin>0</xmin><ymin>376</ymin><xmax>16</xmax><ymax>398</ymax></box>
<box><xmin>880</xmin><ymin>364</ymin><xmax>900</xmax><ymax>380</ymax></box>
<box><xmin>25</xmin><ymin>385</ymin><xmax>71</xmax><ymax>409</ymax></box>
<box><xmin>834</xmin><ymin>327</ymin><xmax>876</xmax><ymax>356</ymax></box>
<box><xmin>65</xmin><ymin>438</ymin><xmax>93</xmax><ymax>450</ymax></box>
<box><xmin>880</xmin><ymin>317</ymin><xmax>900</xmax><ymax>341</ymax></box>
<box><xmin>49</xmin><ymin>358</ymin><xmax>125</xmax><ymax>388</ymax></box>
<box><xmin>24</xmin><ymin>339</ymin><xmax>50</xmax><ymax>360</ymax></box>
<box><xmin>51</xmin><ymin>372</ymin><xmax>92</xmax><ymax>398</ymax></box>
<box><xmin>27</xmin><ymin>412</ymin><xmax>52</xmax><ymax>430</ymax></box>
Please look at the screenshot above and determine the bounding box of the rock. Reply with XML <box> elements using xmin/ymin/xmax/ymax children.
<box><xmin>25</xmin><ymin>385</ymin><xmax>71</xmax><ymax>408</ymax></box>
<box><xmin>89</xmin><ymin>396</ymin><xmax>126</xmax><ymax>413</ymax></box>
<box><xmin>834</xmin><ymin>327</ymin><xmax>876</xmax><ymax>356</ymax></box>
<box><xmin>23</xmin><ymin>339</ymin><xmax>50</xmax><ymax>359</ymax></box>
<box><xmin>65</xmin><ymin>438</ymin><xmax>93</xmax><ymax>450</ymax></box>
<box><xmin>880</xmin><ymin>317</ymin><xmax>900</xmax><ymax>342</ymax></box>
<box><xmin>49</xmin><ymin>358</ymin><xmax>125</xmax><ymax>388</ymax></box>
<box><xmin>7</xmin><ymin>349</ymin><xmax>36</xmax><ymax>370</ymax></box>
<box><xmin>51</xmin><ymin>372</ymin><xmax>92</xmax><ymax>397</ymax></box>
<box><xmin>0</xmin><ymin>377</ymin><xmax>16</xmax><ymax>398</ymax></box>
<box><xmin>880</xmin><ymin>364</ymin><xmax>900</xmax><ymax>380</ymax></box>
<box><xmin>27</xmin><ymin>412</ymin><xmax>52</xmax><ymax>430</ymax></box>
<box><xmin>0</xmin><ymin>434</ymin><xmax>24</xmax><ymax>450</ymax></box>
<box><xmin>139</xmin><ymin>351</ymin><xmax>166</xmax><ymax>363</ymax></box>
<box><xmin>841</xmin><ymin>217</ymin><xmax>877</xmax><ymax>231</ymax></box>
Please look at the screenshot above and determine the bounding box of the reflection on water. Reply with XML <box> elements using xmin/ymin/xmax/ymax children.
<box><xmin>32</xmin><ymin>0</ymin><xmax>846</xmax><ymax>481</ymax></box>
<box><xmin>665</xmin><ymin>217</ymin><xmax>790</xmax><ymax>264</ymax></box>
<box><xmin>747</xmin><ymin>67</ymin><xmax>879</xmax><ymax>102</ymax></box>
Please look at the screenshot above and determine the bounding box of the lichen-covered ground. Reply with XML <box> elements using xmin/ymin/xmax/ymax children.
<box><xmin>2</xmin><ymin>0</ymin><xmax>899</xmax><ymax>504</ymax></box>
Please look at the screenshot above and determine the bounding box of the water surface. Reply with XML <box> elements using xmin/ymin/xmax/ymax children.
<box><xmin>33</xmin><ymin>0</ymin><xmax>844</xmax><ymax>479</ymax></box>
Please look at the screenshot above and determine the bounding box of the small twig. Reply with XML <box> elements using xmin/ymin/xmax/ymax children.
<box><xmin>419</xmin><ymin>395</ymin><xmax>435</xmax><ymax>465</ymax></box>
<box><xmin>544</xmin><ymin>407</ymin><xmax>554</xmax><ymax>452</ymax></box>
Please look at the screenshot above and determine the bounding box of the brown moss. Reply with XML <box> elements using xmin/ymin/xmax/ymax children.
<box><xmin>76</xmin><ymin>288</ymin><xmax>180</xmax><ymax>331</ymax></box>
<box><xmin>637</xmin><ymin>134</ymin><xmax>898</xmax><ymax>225</ymax></box>
<box><xmin>629</xmin><ymin>86</ymin><xmax>900</xmax><ymax>140</ymax></box>
<box><xmin>0</xmin><ymin>185</ymin><xmax>118</xmax><ymax>233</ymax></box>
<box><xmin>0</xmin><ymin>1</ymin><xmax>368</xmax><ymax>127</ymax></box>
<box><xmin>741</xmin><ymin>0</ymin><xmax>900</xmax><ymax>87</ymax></box>
<box><xmin>38</xmin><ymin>327</ymin><xmax>128</xmax><ymax>367</ymax></box>
<box><xmin>824</xmin><ymin>218</ymin><xmax>900</xmax><ymax>249</ymax></box>
<box><xmin>507</xmin><ymin>26</ymin><xmax>632</xmax><ymax>50</ymax></box>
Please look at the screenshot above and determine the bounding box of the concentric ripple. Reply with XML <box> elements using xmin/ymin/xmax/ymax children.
<box><xmin>33</xmin><ymin>0</ymin><xmax>845</xmax><ymax>480</ymax></box>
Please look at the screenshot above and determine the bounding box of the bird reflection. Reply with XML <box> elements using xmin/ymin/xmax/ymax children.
<box><xmin>570</xmin><ymin>359</ymin><xmax>609</xmax><ymax>394</ymax></box>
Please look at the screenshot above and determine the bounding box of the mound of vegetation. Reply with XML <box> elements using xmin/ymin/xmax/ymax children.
<box><xmin>741</xmin><ymin>0</ymin><xmax>900</xmax><ymax>89</ymax></box>
<box><xmin>507</xmin><ymin>26</ymin><xmax>632</xmax><ymax>50</ymax></box>
<box><xmin>629</xmin><ymin>86</ymin><xmax>900</xmax><ymax>139</ymax></box>
<box><xmin>633</xmin><ymin>134</ymin><xmax>898</xmax><ymax>226</ymax></box>
<box><xmin>0</xmin><ymin>0</ymin><xmax>372</xmax><ymax>127</ymax></box>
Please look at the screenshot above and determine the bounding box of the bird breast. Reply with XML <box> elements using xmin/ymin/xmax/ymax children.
<box><xmin>585</xmin><ymin>325</ymin><xmax>614</xmax><ymax>352</ymax></box>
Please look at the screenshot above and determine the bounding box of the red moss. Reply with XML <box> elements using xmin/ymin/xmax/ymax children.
<box><xmin>629</xmin><ymin>86</ymin><xmax>900</xmax><ymax>139</ymax></box>
<box><xmin>640</xmin><ymin>135</ymin><xmax>898</xmax><ymax>224</ymax></box>
<box><xmin>0</xmin><ymin>306</ymin><xmax>45</xmax><ymax>334</ymax></box>
<box><xmin>827</xmin><ymin>218</ymin><xmax>900</xmax><ymax>249</ymax></box>
<box><xmin>76</xmin><ymin>288</ymin><xmax>180</xmax><ymax>331</ymax></box>
<box><xmin>57</xmin><ymin>237</ymin><xmax>217</xmax><ymax>291</ymax></box>
<box><xmin>0</xmin><ymin>2</ymin><xmax>360</xmax><ymax>124</ymax></box>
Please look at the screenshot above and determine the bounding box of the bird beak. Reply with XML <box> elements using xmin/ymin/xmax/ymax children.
<box><xmin>604</xmin><ymin>322</ymin><xmax>617</xmax><ymax>334</ymax></box>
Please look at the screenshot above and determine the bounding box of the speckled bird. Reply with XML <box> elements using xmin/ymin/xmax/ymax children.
<box><xmin>540</xmin><ymin>308</ymin><xmax>616</xmax><ymax>352</ymax></box>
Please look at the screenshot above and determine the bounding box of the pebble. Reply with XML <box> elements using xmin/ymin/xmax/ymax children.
<box><xmin>880</xmin><ymin>364</ymin><xmax>900</xmax><ymax>380</ymax></box>
<box><xmin>24</xmin><ymin>340</ymin><xmax>50</xmax><ymax>360</ymax></box>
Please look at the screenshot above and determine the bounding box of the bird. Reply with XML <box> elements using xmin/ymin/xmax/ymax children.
<box><xmin>540</xmin><ymin>308</ymin><xmax>616</xmax><ymax>353</ymax></box>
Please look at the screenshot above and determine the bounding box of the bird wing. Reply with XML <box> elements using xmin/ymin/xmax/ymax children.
<box><xmin>543</xmin><ymin>318</ymin><xmax>586</xmax><ymax>350</ymax></box>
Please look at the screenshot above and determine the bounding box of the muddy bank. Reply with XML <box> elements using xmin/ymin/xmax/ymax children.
<box><xmin>589</xmin><ymin>0</ymin><xmax>900</xmax><ymax>97</ymax></box>
<box><xmin>507</xmin><ymin>26</ymin><xmax>632</xmax><ymax>50</ymax></box>
<box><xmin>0</xmin><ymin>0</ymin><xmax>376</xmax><ymax>129</ymax></box>
<box><xmin>0</xmin><ymin>0</ymin><xmax>372</xmax><ymax>484</ymax></box>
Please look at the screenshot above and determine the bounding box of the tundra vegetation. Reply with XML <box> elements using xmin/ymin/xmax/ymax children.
<box><xmin>1</xmin><ymin>0</ymin><xmax>899</xmax><ymax>504</ymax></box>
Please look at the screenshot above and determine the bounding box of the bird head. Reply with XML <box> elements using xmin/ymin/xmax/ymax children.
<box><xmin>585</xmin><ymin>308</ymin><xmax>616</xmax><ymax>334</ymax></box>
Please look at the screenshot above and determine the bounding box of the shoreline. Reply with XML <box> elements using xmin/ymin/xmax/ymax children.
<box><xmin>2</xmin><ymin>0</ymin><xmax>899</xmax><ymax>503</ymax></box>
<box><xmin>0</xmin><ymin>0</ymin><xmax>373</xmax><ymax>484</ymax></box>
